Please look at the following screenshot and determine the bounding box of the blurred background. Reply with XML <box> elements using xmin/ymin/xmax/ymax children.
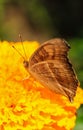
<box><xmin>0</xmin><ymin>0</ymin><xmax>83</xmax><ymax>129</ymax></box>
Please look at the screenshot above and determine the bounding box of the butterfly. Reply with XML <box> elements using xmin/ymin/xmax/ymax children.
<box><xmin>14</xmin><ymin>38</ymin><xmax>79</xmax><ymax>102</ymax></box>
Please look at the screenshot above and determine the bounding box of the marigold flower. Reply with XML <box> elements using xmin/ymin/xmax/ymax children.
<box><xmin>0</xmin><ymin>41</ymin><xmax>83</xmax><ymax>130</ymax></box>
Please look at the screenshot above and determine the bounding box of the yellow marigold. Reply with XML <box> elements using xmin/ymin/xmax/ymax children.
<box><xmin>0</xmin><ymin>41</ymin><xmax>83</xmax><ymax>130</ymax></box>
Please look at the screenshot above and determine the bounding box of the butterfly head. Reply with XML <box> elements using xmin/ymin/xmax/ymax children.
<box><xmin>23</xmin><ymin>60</ymin><xmax>29</xmax><ymax>69</ymax></box>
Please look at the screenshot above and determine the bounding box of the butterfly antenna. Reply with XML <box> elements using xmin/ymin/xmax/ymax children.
<box><xmin>19</xmin><ymin>34</ymin><xmax>27</xmax><ymax>60</ymax></box>
<box><xmin>12</xmin><ymin>45</ymin><xmax>25</xmax><ymax>60</ymax></box>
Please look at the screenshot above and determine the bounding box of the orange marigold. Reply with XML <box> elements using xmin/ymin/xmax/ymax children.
<box><xmin>0</xmin><ymin>41</ymin><xmax>83</xmax><ymax>130</ymax></box>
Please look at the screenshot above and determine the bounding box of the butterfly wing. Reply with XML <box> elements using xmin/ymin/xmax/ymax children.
<box><xmin>28</xmin><ymin>38</ymin><xmax>78</xmax><ymax>101</ymax></box>
<box><xmin>29</xmin><ymin>38</ymin><xmax>70</xmax><ymax>67</ymax></box>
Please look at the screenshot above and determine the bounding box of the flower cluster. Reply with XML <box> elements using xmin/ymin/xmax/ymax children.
<box><xmin>0</xmin><ymin>41</ymin><xmax>83</xmax><ymax>130</ymax></box>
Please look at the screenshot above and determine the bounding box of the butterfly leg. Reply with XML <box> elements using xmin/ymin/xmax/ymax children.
<box><xmin>22</xmin><ymin>75</ymin><xmax>31</xmax><ymax>81</ymax></box>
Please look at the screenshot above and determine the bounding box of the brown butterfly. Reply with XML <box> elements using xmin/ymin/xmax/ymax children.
<box><xmin>22</xmin><ymin>38</ymin><xmax>79</xmax><ymax>102</ymax></box>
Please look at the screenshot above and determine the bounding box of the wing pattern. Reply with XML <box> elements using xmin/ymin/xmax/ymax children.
<box><xmin>28</xmin><ymin>38</ymin><xmax>78</xmax><ymax>101</ymax></box>
<box><xmin>29</xmin><ymin>38</ymin><xmax>70</xmax><ymax>66</ymax></box>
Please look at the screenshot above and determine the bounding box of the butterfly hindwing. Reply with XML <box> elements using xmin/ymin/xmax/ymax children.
<box><xmin>29</xmin><ymin>59</ymin><xmax>78</xmax><ymax>101</ymax></box>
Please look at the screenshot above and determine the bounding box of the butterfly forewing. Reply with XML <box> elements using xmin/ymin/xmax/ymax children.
<box><xmin>27</xmin><ymin>38</ymin><xmax>78</xmax><ymax>101</ymax></box>
<box><xmin>29</xmin><ymin>39</ymin><xmax>70</xmax><ymax>67</ymax></box>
